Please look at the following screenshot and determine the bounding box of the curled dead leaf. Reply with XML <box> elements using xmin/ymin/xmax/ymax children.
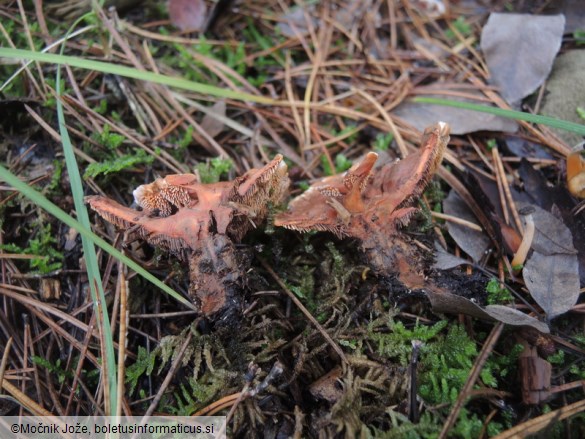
<box><xmin>426</xmin><ymin>288</ymin><xmax>550</xmax><ymax>333</ymax></box>
<box><xmin>168</xmin><ymin>0</ymin><xmax>207</xmax><ymax>32</ymax></box>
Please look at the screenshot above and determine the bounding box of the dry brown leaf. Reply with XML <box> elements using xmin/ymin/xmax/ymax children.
<box><xmin>168</xmin><ymin>0</ymin><xmax>208</xmax><ymax>32</ymax></box>
<box><xmin>524</xmin><ymin>252</ymin><xmax>579</xmax><ymax>320</ymax></box>
<box><xmin>432</xmin><ymin>242</ymin><xmax>470</xmax><ymax>270</ymax></box>
<box><xmin>443</xmin><ymin>190</ymin><xmax>490</xmax><ymax>262</ymax></box>
<box><xmin>519</xmin><ymin>203</ymin><xmax>580</xmax><ymax>320</ymax></box>
<box><xmin>393</xmin><ymin>93</ymin><xmax>518</xmax><ymax>134</ymax></box>
<box><xmin>200</xmin><ymin>100</ymin><xmax>226</xmax><ymax>139</ymax></box>
<box><xmin>481</xmin><ymin>13</ymin><xmax>565</xmax><ymax>105</ymax></box>
<box><xmin>276</xmin><ymin>6</ymin><xmax>315</xmax><ymax>37</ymax></box>
<box><xmin>426</xmin><ymin>288</ymin><xmax>550</xmax><ymax>333</ymax></box>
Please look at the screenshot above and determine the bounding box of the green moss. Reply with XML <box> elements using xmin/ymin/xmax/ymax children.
<box><xmin>367</xmin><ymin>317</ymin><xmax>507</xmax><ymax>435</ymax></box>
<box><xmin>84</xmin><ymin>148</ymin><xmax>154</xmax><ymax>179</ymax></box>
<box><xmin>195</xmin><ymin>157</ymin><xmax>233</xmax><ymax>184</ymax></box>
<box><xmin>420</xmin><ymin>325</ymin><xmax>497</xmax><ymax>405</ymax></box>
<box><xmin>126</xmin><ymin>324</ymin><xmax>238</xmax><ymax>413</ymax></box>
<box><xmin>169</xmin><ymin>369</ymin><xmax>234</xmax><ymax>415</ymax></box>
<box><xmin>373</xmin><ymin>132</ymin><xmax>394</xmax><ymax>152</ymax></box>
<box><xmin>1</xmin><ymin>223</ymin><xmax>63</xmax><ymax>274</ymax></box>
<box><xmin>574</xmin><ymin>29</ymin><xmax>585</xmax><ymax>45</ymax></box>
<box><xmin>93</xmin><ymin>124</ymin><xmax>125</xmax><ymax>150</ymax></box>
<box><xmin>125</xmin><ymin>346</ymin><xmax>157</xmax><ymax>396</ymax></box>
<box><xmin>368</xmin><ymin>318</ymin><xmax>448</xmax><ymax>366</ymax></box>
<box><xmin>321</xmin><ymin>153</ymin><xmax>353</xmax><ymax>176</ymax></box>
<box><xmin>445</xmin><ymin>17</ymin><xmax>472</xmax><ymax>40</ymax></box>
<box><xmin>485</xmin><ymin>278</ymin><xmax>513</xmax><ymax>305</ymax></box>
<box><xmin>47</xmin><ymin>160</ymin><xmax>64</xmax><ymax>192</ymax></box>
<box><xmin>28</xmin><ymin>224</ymin><xmax>63</xmax><ymax>273</ymax></box>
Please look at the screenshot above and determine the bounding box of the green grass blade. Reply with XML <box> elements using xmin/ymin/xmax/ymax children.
<box><xmin>412</xmin><ymin>96</ymin><xmax>585</xmax><ymax>135</ymax></box>
<box><xmin>54</xmin><ymin>17</ymin><xmax>118</xmax><ymax>413</ymax></box>
<box><xmin>0</xmin><ymin>47</ymin><xmax>275</xmax><ymax>104</ymax></box>
<box><xmin>0</xmin><ymin>166</ymin><xmax>196</xmax><ymax>310</ymax></box>
<box><xmin>3</xmin><ymin>49</ymin><xmax>584</xmax><ymax>136</ymax></box>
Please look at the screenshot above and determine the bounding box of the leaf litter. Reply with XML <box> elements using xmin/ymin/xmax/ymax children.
<box><xmin>481</xmin><ymin>13</ymin><xmax>565</xmax><ymax>105</ymax></box>
<box><xmin>1</xmin><ymin>1</ymin><xmax>584</xmax><ymax>437</ymax></box>
<box><xmin>519</xmin><ymin>203</ymin><xmax>580</xmax><ymax>320</ymax></box>
<box><xmin>442</xmin><ymin>190</ymin><xmax>490</xmax><ymax>262</ymax></box>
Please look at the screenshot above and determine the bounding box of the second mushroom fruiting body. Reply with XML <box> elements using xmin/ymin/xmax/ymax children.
<box><xmin>275</xmin><ymin>122</ymin><xmax>450</xmax><ymax>288</ymax></box>
<box><xmin>87</xmin><ymin>155</ymin><xmax>289</xmax><ymax>318</ymax></box>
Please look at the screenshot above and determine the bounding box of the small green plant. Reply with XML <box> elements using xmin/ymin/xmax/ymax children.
<box><xmin>321</xmin><ymin>153</ymin><xmax>352</xmax><ymax>176</ymax></box>
<box><xmin>28</xmin><ymin>224</ymin><xmax>64</xmax><ymax>273</ymax></box>
<box><xmin>489</xmin><ymin>342</ymin><xmax>523</xmax><ymax>380</ymax></box>
<box><xmin>195</xmin><ymin>157</ymin><xmax>233</xmax><ymax>183</ymax></box>
<box><xmin>126</xmin><ymin>324</ymin><xmax>231</xmax><ymax>404</ymax></box>
<box><xmin>1</xmin><ymin>223</ymin><xmax>64</xmax><ymax>274</ymax></box>
<box><xmin>333</xmin><ymin>125</ymin><xmax>360</xmax><ymax>144</ymax></box>
<box><xmin>83</xmin><ymin>148</ymin><xmax>154</xmax><ymax>179</ymax></box>
<box><xmin>574</xmin><ymin>29</ymin><xmax>585</xmax><ymax>45</ymax></box>
<box><xmin>368</xmin><ymin>317</ymin><xmax>448</xmax><ymax>366</ymax></box>
<box><xmin>420</xmin><ymin>325</ymin><xmax>497</xmax><ymax>405</ymax></box>
<box><xmin>284</xmin><ymin>258</ymin><xmax>318</xmax><ymax>314</ymax></box>
<box><xmin>423</xmin><ymin>179</ymin><xmax>446</xmax><ymax>216</ymax></box>
<box><xmin>94</xmin><ymin>99</ymin><xmax>108</xmax><ymax>115</ymax></box>
<box><xmin>32</xmin><ymin>355</ymin><xmax>100</xmax><ymax>395</ymax></box>
<box><xmin>177</xmin><ymin>126</ymin><xmax>194</xmax><ymax>149</ymax></box>
<box><xmin>47</xmin><ymin>160</ymin><xmax>64</xmax><ymax>192</ymax></box>
<box><xmin>168</xmin><ymin>369</ymin><xmax>234</xmax><ymax>415</ymax></box>
<box><xmin>373</xmin><ymin>132</ymin><xmax>394</xmax><ymax>152</ymax></box>
<box><xmin>287</xmin><ymin>265</ymin><xmax>315</xmax><ymax>301</ymax></box>
<box><xmin>485</xmin><ymin>278</ymin><xmax>513</xmax><ymax>304</ymax></box>
<box><xmin>486</xmin><ymin>138</ymin><xmax>497</xmax><ymax>150</ymax></box>
<box><xmin>368</xmin><ymin>317</ymin><xmax>504</xmax><ymax>435</ymax></box>
<box><xmin>43</xmin><ymin>78</ymin><xmax>67</xmax><ymax>107</ymax></box>
<box><xmin>166</xmin><ymin>126</ymin><xmax>194</xmax><ymax>161</ymax></box>
<box><xmin>81</xmin><ymin>125</ymin><xmax>155</xmax><ymax>179</ymax></box>
<box><xmin>445</xmin><ymin>17</ymin><xmax>472</xmax><ymax>40</ymax></box>
<box><xmin>32</xmin><ymin>356</ymin><xmax>72</xmax><ymax>385</ymax></box>
<box><xmin>416</xmin><ymin>192</ymin><xmax>438</xmax><ymax>233</ymax></box>
<box><xmin>298</xmin><ymin>180</ymin><xmax>310</xmax><ymax>192</ymax></box>
<box><xmin>172</xmin><ymin>32</ymin><xmax>269</xmax><ymax>86</ymax></box>
<box><xmin>243</xmin><ymin>19</ymin><xmax>285</xmax><ymax>68</ymax></box>
<box><xmin>576</xmin><ymin>106</ymin><xmax>585</xmax><ymax>121</ymax></box>
<box><xmin>126</xmin><ymin>346</ymin><xmax>157</xmax><ymax>395</ymax></box>
<box><xmin>93</xmin><ymin>124</ymin><xmax>125</xmax><ymax>150</ymax></box>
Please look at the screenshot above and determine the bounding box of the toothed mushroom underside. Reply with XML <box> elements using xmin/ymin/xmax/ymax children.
<box><xmin>275</xmin><ymin>122</ymin><xmax>450</xmax><ymax>288</ymax></box>
<box><xmin>86</xmin><ymin>155</ymin><xmax>289</xmax><ymax>317</ymax></box>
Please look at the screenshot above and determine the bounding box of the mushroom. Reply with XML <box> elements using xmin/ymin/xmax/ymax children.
<box><xmin>567</xmin><ymin>147</ymin><xmax>585</xmax><ymax>199</ymax></box>
<box><xmin>275</xmin><ymin>122</ymin><xmax>450</xmax><ymax>287</ymax></box>
<box><xmin>87</xmin><ymin>155</ymin><xmax>289</xmax><ymax>318</ymax></box>
<box><xmin>511</xmin><ymin>207</ymin><xmax>535</xmax><ymax>269</ymax></box>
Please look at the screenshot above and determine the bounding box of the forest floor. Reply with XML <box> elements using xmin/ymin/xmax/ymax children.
<box><xmin>0</xmin><ymin>1</ymin><xmax>584</xmax><ymax>438</ymax></box>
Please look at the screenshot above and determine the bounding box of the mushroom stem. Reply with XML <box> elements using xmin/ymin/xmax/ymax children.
<box><xmin>511</xmin><ymin>213</ymin><xmax>535</xmax><ymax>268</ymax></box>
